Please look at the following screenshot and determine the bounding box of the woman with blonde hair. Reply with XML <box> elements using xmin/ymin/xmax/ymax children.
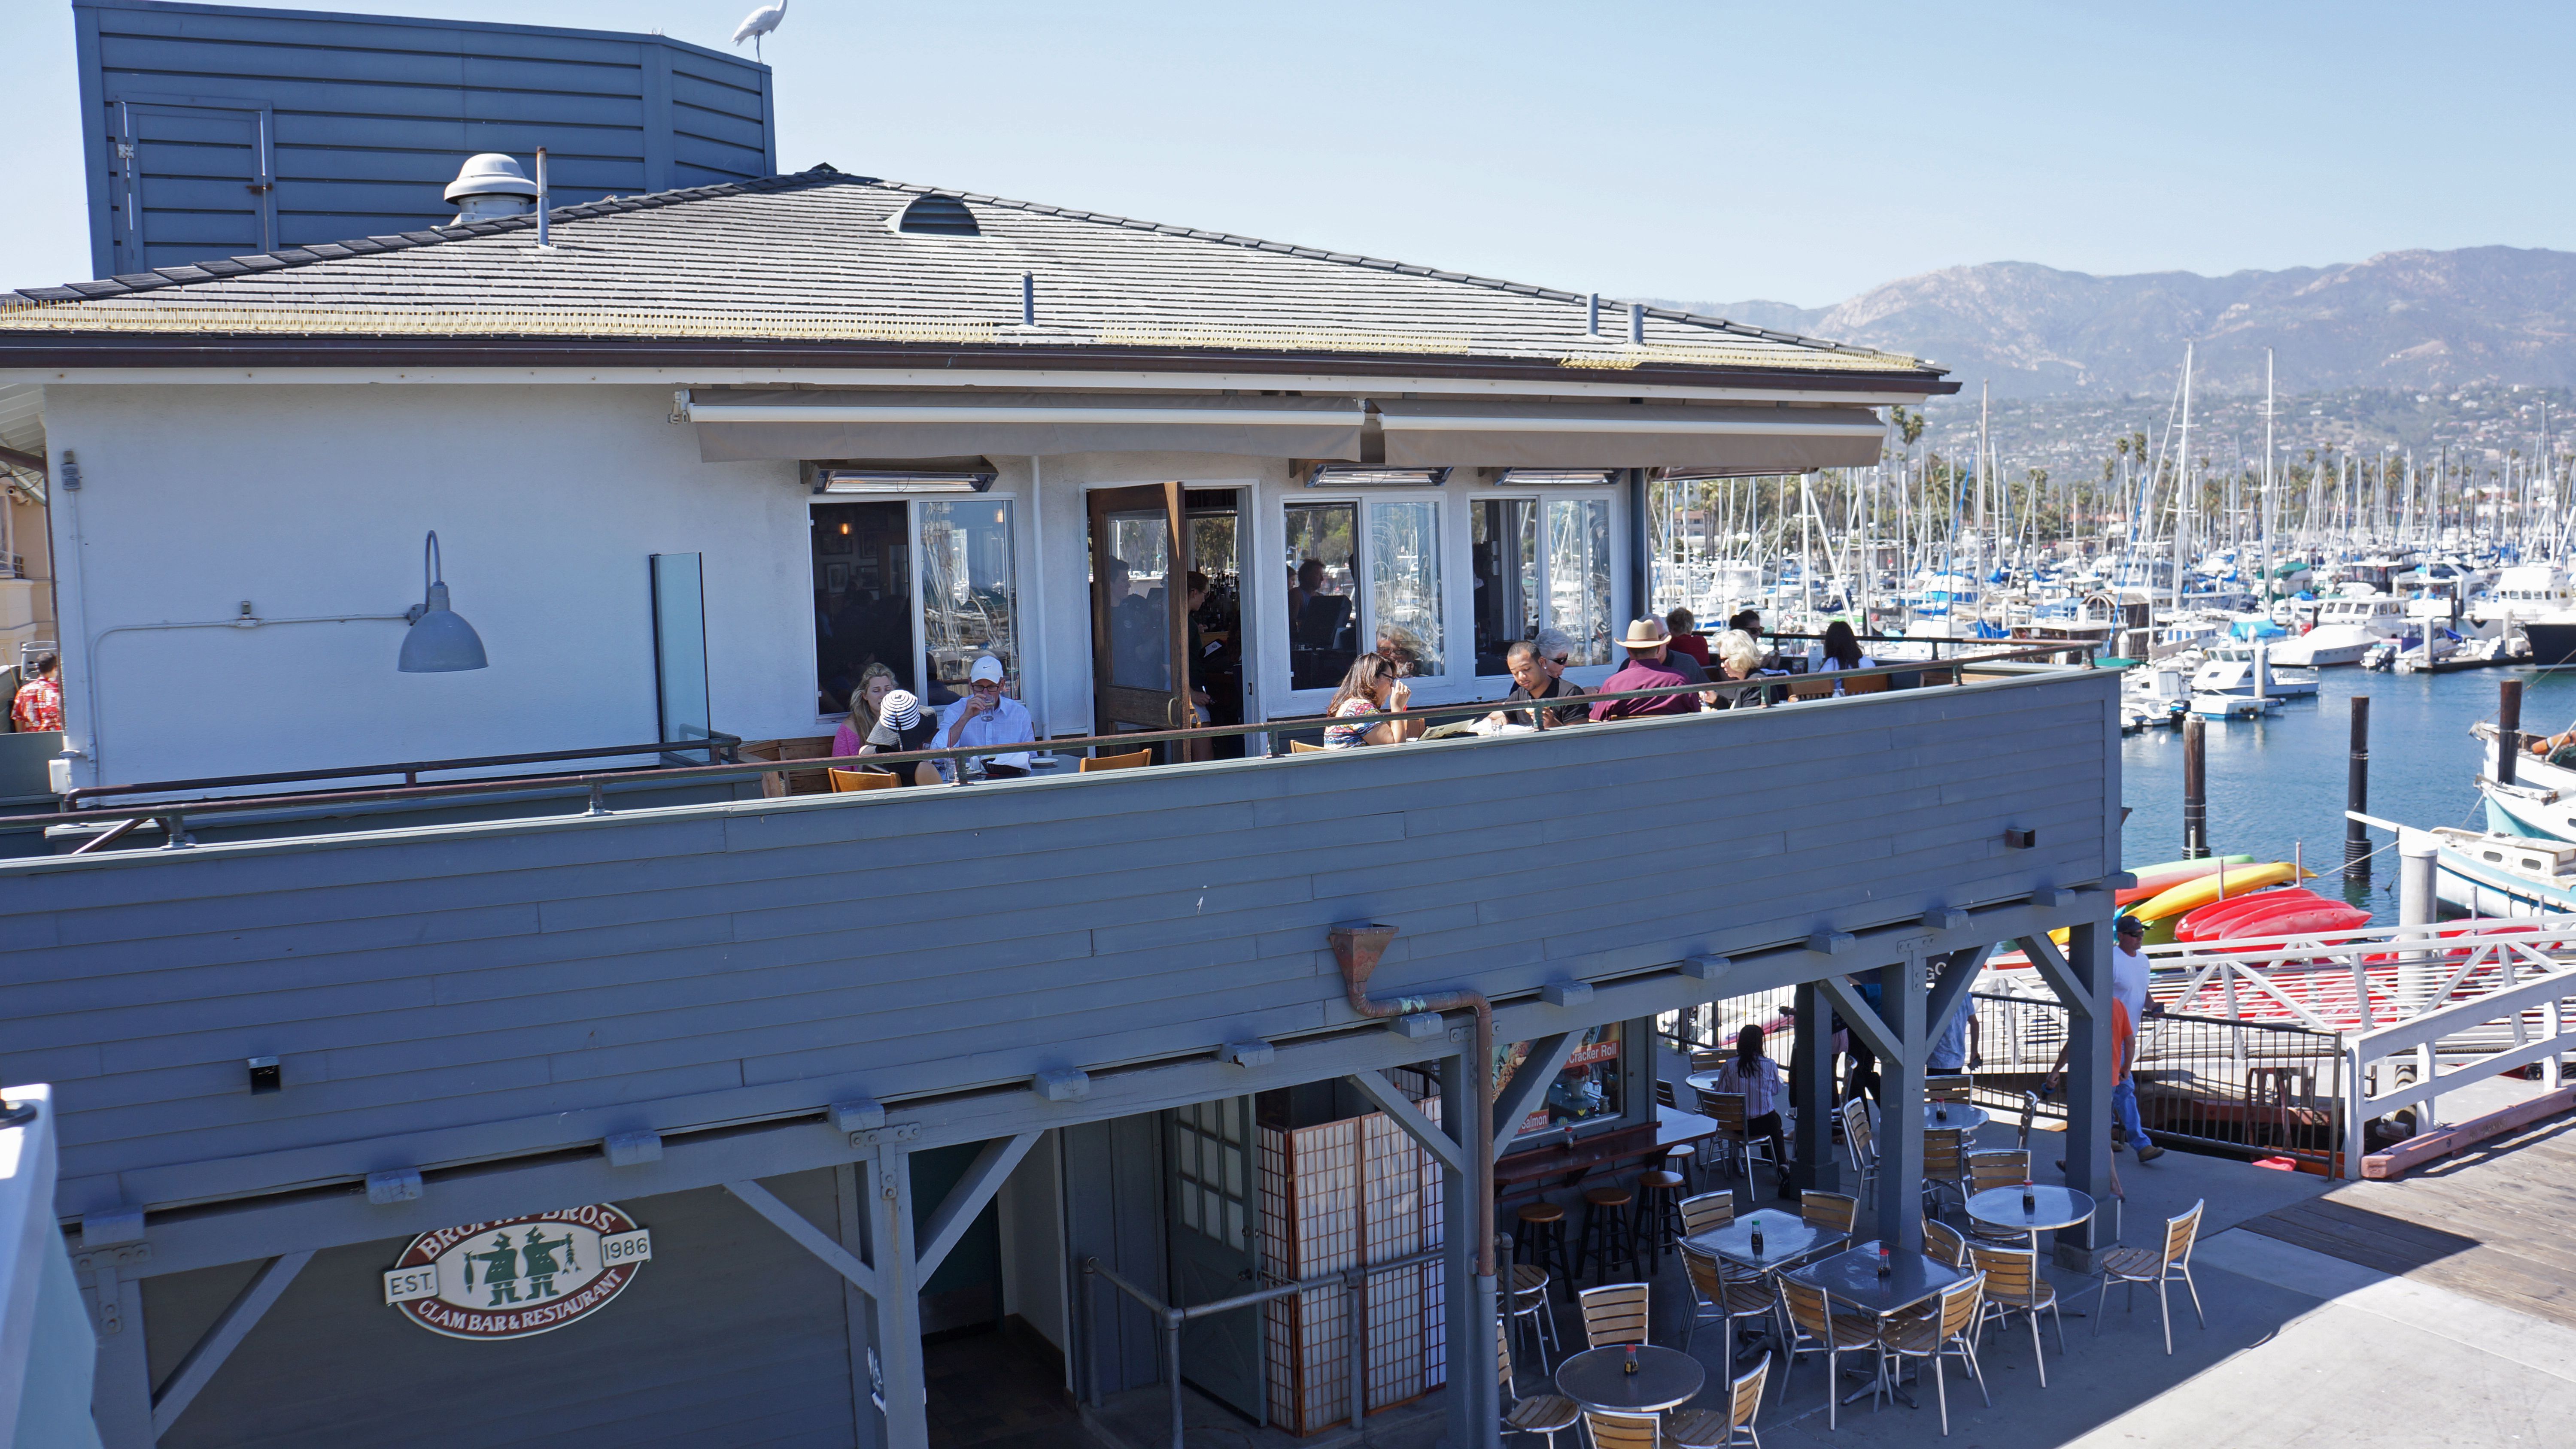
<box><xmin>830</xmin><ymin>662</ymin><xmax>900</xmax><ymax>757</ymax></box>
<box><xmin>1710</xmin><ymin>629</ymin><xmax>1780</xmax><ymax>709</ymax></box>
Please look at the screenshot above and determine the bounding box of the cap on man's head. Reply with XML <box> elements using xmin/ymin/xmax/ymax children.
<box><xmin>969</xmin><ymin>655</ymin><xmax>1005</xmax><ymax>684</ymax></box>
<box><xmin>1617</xmin><ymin>618</ymin><xmax>1670</xmax><ymax>651</ymax></box>
<box><xmin>880</xmin><ymin>690</ymin><xmax>921</xmax><ymax>731</ymax></box>
<box><xmin>2115</xmin><ymin>915</ymin><xmax>2146</xmax><ymax>937</ymax></box>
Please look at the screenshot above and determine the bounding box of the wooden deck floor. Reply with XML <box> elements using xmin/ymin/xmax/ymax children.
<box><xmin>2242</xmin><ymin>1104</ymin><xmax>2576</xmax><ymax>1329</ymax></box>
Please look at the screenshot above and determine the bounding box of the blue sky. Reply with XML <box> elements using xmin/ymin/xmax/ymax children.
<box><xmin>7</xmin><ymin>1</ymin><xmax>2572</xmax><ymax>303</ymax></box>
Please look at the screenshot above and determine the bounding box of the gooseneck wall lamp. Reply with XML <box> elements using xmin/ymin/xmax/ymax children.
<box><xmin>398</xmin><ymin>531</ymin><xmax>489</xmax><ymax>673</ymax></box>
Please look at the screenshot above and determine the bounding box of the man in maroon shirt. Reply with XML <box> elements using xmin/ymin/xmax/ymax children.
<box><xmin>1591</xmin><ymin>619</ymin><xmax>1704</xmax><ymax>720</ymax></box>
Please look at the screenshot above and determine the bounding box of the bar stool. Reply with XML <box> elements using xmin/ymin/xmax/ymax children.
<box><xmin>1634</xmin><ymin>1169</ymin><xmax>1690</xmax><ymax>1274</ymax></box>
<box><xmin>1577</xmin><ymin>1185</ymin><xmax>1639</xmax><ymax>1284</ymax></box>
<box><xmin>1514</xmin><ymin>1201</ymin><xmax>1576</xmax><ymax>1299</ymax></box>
<box><xmin>1662</xmin><ymin>1140</ymin><xmax>1699</xmax><ymax>1193</ymax></box>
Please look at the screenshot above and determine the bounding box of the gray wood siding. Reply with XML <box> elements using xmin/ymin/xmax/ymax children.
<box><xmin>1</xmin><ymin>672</ymin><xmax>2117</xmax><ymax>1218</ymax></box>
<box><xmin>77</xmin><ymin>0</ymin><xmax>774</xmax><ymax>277</ymax></box>
<box><xmin>147</xmin><ymin>1171</ymin><xmax>855</xmax><ymax>1449</ymax></box>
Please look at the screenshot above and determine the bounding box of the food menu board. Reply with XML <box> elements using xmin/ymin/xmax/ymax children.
<box><xmin>1504</xmin><ymin>1024</ymin><xmax>1624</xmax><ymax>1138</ymax></box>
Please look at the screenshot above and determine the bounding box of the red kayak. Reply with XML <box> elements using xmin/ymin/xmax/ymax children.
<box><xmin>2177</xmin><ymin>888</ymin><xmax>2325</xmax><ymax>942</ymax></box>
<box><xmin>2202</xmin><ymin>899</ymin><xmax>2373</xmax><ymax>942</ymax></box>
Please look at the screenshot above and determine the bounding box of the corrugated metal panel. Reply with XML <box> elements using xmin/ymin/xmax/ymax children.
<box><xmin>0</xmin><ymin>672</ymin><xmax>2117</xmax><ymax>1219</ymax></box>
<box><xmin>76</xmin><ymin>0</ymin><xmax>773</xmax><ymax>277</ymax></box>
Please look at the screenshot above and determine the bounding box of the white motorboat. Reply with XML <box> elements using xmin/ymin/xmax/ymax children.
<box><xmin>2269</xmin><ymin>593</ymin><xmax>2406</xmax><ymax>667</ymax></box>
<box><xmin>2189</xmin><ymin>641</ymin><xmax>2318</xmax><ymax>699</ymax></box>
<box><xmin>2433</xmin><ymin>827</ymin><xmax>2576</xmax><ymax>915</ymax></box>
<box><xmin>2185</xmin><ymin>692</ymin><xmax>2282</xmax><ymax>720</ymax></box>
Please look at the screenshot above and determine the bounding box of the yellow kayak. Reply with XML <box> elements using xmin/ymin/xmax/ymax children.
<box><xmin>2131</xmin><ymin>862</ymin><xmax>2310</xmax><ymax>924</ymax></box>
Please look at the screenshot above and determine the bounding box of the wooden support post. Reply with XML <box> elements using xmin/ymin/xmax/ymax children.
<box><xmin>2059</xmin><ymin>920</ymin><xmax>2115</xmax><ymax>1269</ymax></box>
<box><xmin>87</xmin><ymin>1275</ymin><xmax>152</xmax><ymax>1449</ymax></box>
<box><xmin>1875</xmin><ymin>956</ymin><xmax>1927</xmax><ymax>1255</ymax></box>
<box><xmin>151</xmin><ymin>1249</ymin><xmax>313</xmax><ymax>1436</ymax></box>
<box><xmin>1790</xmin><ymin>984</ymin><xmax>1841</xmax><ymax>1194</ymax></box>
<box><xmin>869</xmin><ymin>1149</ymin><xmax>930</xmax><ymax>1449</ymax></box>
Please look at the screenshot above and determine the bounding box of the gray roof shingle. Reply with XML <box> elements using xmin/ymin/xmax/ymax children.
<box><xmin>0</xmin><ymin>167</ymin><xmax>1939</xmax><ymax>379</ymax></box>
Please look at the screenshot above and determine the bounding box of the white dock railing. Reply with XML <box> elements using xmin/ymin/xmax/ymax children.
<box><xmin>2139</xmin><ymin>917</ymin><xmax>2576</xmax><ymax>1176</ymax></box>
<box><xmin>0</xmin><ymin>1083</ymin><xmax>104</xmax><ymax>1449</ymax></box>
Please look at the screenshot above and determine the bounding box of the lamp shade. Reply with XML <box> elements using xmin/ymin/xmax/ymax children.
<box><xmin>398</xmin><ymin>578</ymin><xmax>488</xmax><ymax>673</ymax></box>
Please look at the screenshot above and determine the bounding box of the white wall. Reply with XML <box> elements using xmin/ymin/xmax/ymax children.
<box><xmin>46</xmin><ymin>383</ymin><xmax>810</xmax><ymax>785</ymax></box>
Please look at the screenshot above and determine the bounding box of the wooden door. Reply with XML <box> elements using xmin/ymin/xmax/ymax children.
<box><xmin>1088</xmin><ymin>483</ymin><xmax>1193</xmax><ymax>745</ymax></box>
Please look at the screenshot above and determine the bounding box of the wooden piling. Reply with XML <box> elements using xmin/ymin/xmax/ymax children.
<box><xmin>2345</xmin><ymin>696</ymin><xmax>2371</xmax><ymax>878</ymax></box>
<box><xmin>2182</xmin><ymin>715</ymin><xmax>2208</xmax><ymax>859</ymax></box>
<box><xmin>2499</xmin><ymin>679</ymin><xmax>2523</xmax><ymax>788</ymax></box>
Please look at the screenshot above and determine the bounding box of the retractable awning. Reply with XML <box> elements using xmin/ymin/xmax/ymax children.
<box><xmin>1371</xmin><ymin>399</ymin><xmax>1885</xmax><ymax>473</ymax></box>
<box><xmin>687</xmin><ymin>390</ymin><xmax>1367</xmax><ymax>463</ymax></box>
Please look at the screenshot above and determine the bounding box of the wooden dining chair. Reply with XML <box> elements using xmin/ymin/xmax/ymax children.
<box><xmin>1968</xmin><ymin>1243</ymin><xmax>2063</xmax><ymax>1386</ymax></box>
<box><xmin>1879</xmin><ymin>1273</ymin><xmax>1990</xmax><ymax>1436</ymax></box>
<box><xmin>1923</xmin><ymin>1219</ymin><xmax>1970</xmax><ymax>1270</ymax></box>
<box><xmin>1914</xmin><ymin>667</ymin><xmax>1957</xmax><ymax>688</ymax></box>
<box><xmin>1495</xmin><ymin>1316</ymin><xmax>1580</xmax><ymax>1449</ymax></box>
<box><xmin>1678</xmin><ymin>1191</ymin><xmax>1736</xmax><ymax>1237</ymax></box>
<box><xmin>1777</xmin><ymin>1277</ymin><xmax>1881</xmax><ymax>1427</ymax></box>
<box><xmin>1664</xmin><ymin>1351</ymin><xmax>1769</xmax><ymax>1449</ymax></box>
<box><xmin>826</xmin><ymin>767</ymin><xmax>901</xmax><ymax>793</ymax></box>
<box><xmin>1683</xmin><ymin>1249</ymin><xmax>1781</xmax><ymax>1389</ymax></box>
<box><xmin>1786</xmin><ymin>676</ymin><xmax>1834</xmax><ymax>701</ymax></box>
<box><xmin>1576</xmin><ymin>1282</ymin><xmax>1650</xmax><ymax>1349</ymax></box>
<box><xmin>1287</xmin><ymin>740</ymin><xmax>1327</xmax><ymax>754</ymax></box>
<box><xmin>1843</xmin><ymin>671</ymin><xmax>1891</xmax><ymax>695</ymax></box>
<box><xmin>1921</xmin><ymin>1128</ymin><xmax>1973</xmax><ymax>1218</ymax></box>
<box><xmin>1798</xmin><ymin>1190</ymin><xmax>1856</xmax><ymax>1235</ymax></box>
<box><xmin>1580</xmin><ymin>1410</ymin><xmax>1661</xmax><ymax>1449</ymax></box>
<box><xmin>1078</xmin><ymin>749</ymin><xmax>1151</xmax><ymax>773</ymax></box>
<box><xmin>2091</xmin><ymin>1199</ymin><xmax>2207</xmax><ymax>1355</ymax></box>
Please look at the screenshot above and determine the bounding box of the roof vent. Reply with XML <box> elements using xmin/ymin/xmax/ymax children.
<box><xmin>894</xmin><ymin>194</ymin><xmax>980</xmax><ymax>237</ymax></box>
<box><xmin>444</xmin><ymin>154</ymin><xmax>538</xmax><ymax>223</ymax></box>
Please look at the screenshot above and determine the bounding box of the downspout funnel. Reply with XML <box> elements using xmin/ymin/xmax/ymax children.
<box><xmin>1330</xmin><ymin>922</ymin><xmax>1400</xmax><ymax>994</ymax></box>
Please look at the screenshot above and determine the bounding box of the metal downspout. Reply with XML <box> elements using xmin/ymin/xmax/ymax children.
<box><xmin>1327</xmin><ymin>921</ymin><xmax>1497</xmax><ymax>1442</ymax></box>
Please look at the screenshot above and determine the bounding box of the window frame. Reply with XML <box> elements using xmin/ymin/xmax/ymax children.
<box><xmin>1272</xmin><ymin>488</ymin><xmax>1451</xmax><ymax>707</ymax></box>
<box><xmin>806</xmin><ymin>494</ymin><xmax>1021</xmax><ymax>726</ymax></box>
<box><xmin>1472</xmin><ymin>489</ymin><xmax>1616</xmax><ymax>676</ymax></box>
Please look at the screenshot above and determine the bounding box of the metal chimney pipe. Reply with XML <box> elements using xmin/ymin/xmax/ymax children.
<box><xmin>1586</xmin><ymin>292</ymin><xmax>1601</xmax><ymax>336</ymax></box>
<box><xmin>535</xmin><ymin>147</ymin><xmax>551</xmax><ymax>249</ymax></box>
<box><xmin>1327</xmin><ymin>923</ymin><xmax>1495</xmax><ymax>1285</ymax></box>
<box><xmin>1629</xmin><ymin>301</ymin><xmax>1645</xmax><ymax>346</ymax></box>
<box><xmin>1021</xmin><ymin>271</ymin><xmax>1036</xmax><ymax>327</ymax></box>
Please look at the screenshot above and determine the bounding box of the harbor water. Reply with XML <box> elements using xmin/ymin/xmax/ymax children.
<box><xmin>2117</xmin><ymin>664</ymin><xmax>2576</xmax><ymax>924</ymax></box>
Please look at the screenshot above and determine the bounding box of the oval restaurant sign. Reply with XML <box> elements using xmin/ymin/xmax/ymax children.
<box><xmin>381</xmin><ymin>1204</ymin><xmax>652</xmax><ymax>1340</ymax></box>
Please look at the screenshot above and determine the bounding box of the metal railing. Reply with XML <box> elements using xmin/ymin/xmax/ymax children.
<box><xmin>2342</xmin><ymin>957</ymin><xmax>2576</xmax><ymax>1170</ymax></box>
<box><xmin>27</xmin><ymin>641</ymin><xmax>2092</xmax><ymax>851</ymax></box>
<box><xmin>1080</xmin><ymin>1248</ymin><xmax>1443</xmax><ymax>1449</ymax></box>
<box><xmin>2146</xmin><ymin>916</ymin><xmax>2576</xmax><ymax>1037</ymax></box>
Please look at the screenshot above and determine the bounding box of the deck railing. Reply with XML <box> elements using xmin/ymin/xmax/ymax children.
<box><xmin>32</xmin><ymin>642</ymin><xmax>2092</xmax><ymax>853</ymax></box>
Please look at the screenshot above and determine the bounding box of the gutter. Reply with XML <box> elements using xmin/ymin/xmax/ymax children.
<box><xmin>0</xmin><ymin>335</ymin><xmax>1962</xmax><ymax>395</ymax></box>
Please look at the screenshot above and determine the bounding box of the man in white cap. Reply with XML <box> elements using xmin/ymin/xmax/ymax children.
<box><xmin>942</xmin><ymin>655</ymin><xmax>1036</xmax><ymax>778</ymax></box>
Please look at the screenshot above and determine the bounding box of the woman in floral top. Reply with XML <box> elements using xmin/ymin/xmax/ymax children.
<box><xmin>1322</xmin><ymin>653</ymin><xmax>1422</xmax><ymax>749</ymax></box>
<box><xmin>10</xmin><ymin>654</ymin><xmax>61</xmax><ymax>734</ymax></box>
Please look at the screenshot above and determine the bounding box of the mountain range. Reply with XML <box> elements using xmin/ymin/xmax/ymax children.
<box><xmin>1665</xmin><ymin>246</ymin><xmax>2576</xmax><ymax>399</ymax></box>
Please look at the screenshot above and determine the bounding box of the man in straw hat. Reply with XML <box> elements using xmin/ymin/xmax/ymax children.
<box><xmin>1590</xmin><ymin>618</ymin><xmax>1707</xmax><ymax>721</ymax></box>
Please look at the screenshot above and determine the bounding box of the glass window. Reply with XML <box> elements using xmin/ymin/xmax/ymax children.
<box><xmin>810</xmin><ymin>501</ymin><xmax>916</xmax><ymax>715</ymax></box>
<box><xmin>1473</xmin><ymin>499</ymin><xmax>1537</xmax><ymax>676</ymax></box>
<box><xmin>1368</xmin><ymin>500</ymin><xmax>1444</xmax><ymax>679</ymax></box>
<box><xmin>1501</xmin><ymin>1023</ymin><xmax>1625</xmax><ymax>1138</ymax></box>
<box><xmin>920</xmin><ymin>499</ymin><xmax>1018</xmax><ymax>693</ymax></box>
<box><xmin>1100</xmin><ymin>508</ymin><xmax>1173</xmax><ymax>691</ymax></box>
<box><xmin>1548</xmin><ymin>498</ymin><xmax>1613</xmax><ymax>666</ymax></box>
<box><xmin>1283</xmin><ymin>502</ymin><xmax>1357</xmax><ymax>690</ymax></box>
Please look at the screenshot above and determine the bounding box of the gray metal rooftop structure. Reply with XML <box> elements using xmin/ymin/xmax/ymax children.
<box><xmin>71</xmin><ymin>0</ymin><xmax>775</xmax><ymax>279</ymax></box>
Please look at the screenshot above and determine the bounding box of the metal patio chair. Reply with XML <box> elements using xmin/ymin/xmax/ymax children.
<box><xmin>1496</xmin><ymin>1316</ymin><xmax>1580</xmax><ymax>1448</ymax></box>
<box><xmin>1679</xmin><ymin>1191</ymin><xmax>1737</xmax><ymax>1237</ymax></box>
<box><xmin>1798</xmin><ymin>1190</ymin><xmax>1856</xmax><ymax>1235</ymax></box>
<box><xmin>1079</xmin><ymin>748</ymin><xmax>1151</xmax><ymax>771</ymax></box>
<box><xmin>1777</xmin><ymin>1277</ymin><xmax>1883</xmax><ymax>1427</ymax></box>
<box><xmin>1838</xmin><ymin>1096</ymin><xmax>1879</xmax><ymax>1206</ymax></box>
<box><xmin>1682</xmin><ymin>1248</ymin><xmax>1780</xmax><ymax>1389</ymax></box>
<box><xmin>1968</xmin><ymin>1243</ymin><xmax>2064</xmax><ymax>1387</ymax></box>
<box><xmin>2092</xmin><ymin>1199</ymin><xmax>2207</xmax><ymax>1354</ymax></box>
<box><xmin>1577</xmin><ymin>1282</ymin><xmax>1651</xmax><ymax>1349</ymax></box>
<box><xmin>1663</xmin><ymin>1353</ymin><xmax>1770</xmax><ymax>1449</ymax></box>
<box><xmin>1878</xmin><ymin>1274</ymin><xmax>1990</xmax><ymax>1436</ymax></box>
<box><xmin>826</xmin><ymin>767</ymin><xmax>901</xmax><ymax>792</ymax></box>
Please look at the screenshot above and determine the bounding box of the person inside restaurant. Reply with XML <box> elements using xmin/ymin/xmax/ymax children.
<box><xmin>830</xmin><ymin>663</ymin><xmax>900</xmax><ymax>758</ymax></box>
<box><xmin>941</xmin><ymin>655</ymin><xmax>1036</xmax><ymax>778</ymax></box>
<box><xmin>1323</xmin><ymin>652</ymin><xmax>1423</xmax><ymax>749</ymax></box>
<box><xmin>1484</xmin><ymin>629</ymin><xmax>1590</xmax><ymax>729</ymax></box>
<box><xmin>856</xmin><ymin>689</ymin><xmax>947</xmax><ymax>786</ymax></box>
<box><xmin>1591</xmin><ymin>619</ymin><xmax>1704</xmax><ymax>720</ymax></box>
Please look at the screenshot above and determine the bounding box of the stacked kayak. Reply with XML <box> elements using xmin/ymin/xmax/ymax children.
<box><xmin>2127</xmin><ymin>860</ymin><xmax>2318</xmax><ymax>944</ymax></box>
<box><xmin>2173</xmin><ymin>888</ymin><xmax>2369</xmax><ymax>943</ymax></box>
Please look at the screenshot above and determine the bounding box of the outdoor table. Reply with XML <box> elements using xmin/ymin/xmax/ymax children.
<box><xmin>1965</xmin><ymin>1184</ymin><xmax>2095</xmax><ymax>1255</ymax></box>
<box><xmin>1552</xmin><ymin>1344</ymin><xmax>1706</xmax><ymax>1416</ymax></box>
<box><xmin>1785</xmin><ymin>1241</ymin><xmax>1966</xmax><ymax>1407</ymax></box>
<box><xmin>1922</xmin><ymin>1103</ymin><xmax>1989</xmax><ymax>1132</ymax></box>
<box><xmin>1681</xmin><ymin>1209</ymin><xmax>1845</xmax><ymax>1273</ymax></box>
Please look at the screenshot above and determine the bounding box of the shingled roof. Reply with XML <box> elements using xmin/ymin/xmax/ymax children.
<box><xmin>0</xmin><ymin>166</ymin><xmax>1944</xmax><ymax>383</ymax></box>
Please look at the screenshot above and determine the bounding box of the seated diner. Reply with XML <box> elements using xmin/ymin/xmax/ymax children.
<box><xmin>940</xmin><ymin>655</ymin><xmax>1036</xmax><ymax>778</ymax></box>
<box><xmin>1486</xmin><ymin>629</ymin><xmax>1591</xmax><ymax>729</ymax></box>
<box><xmin>854</xmin><ymin>689</ymin><xmax>947</xmax><ymax>786</ymax></box>
<box><xmin>1591</xmin><ymin>618</ymin><xmax>1704</xmax><ymax>721</ymax></box>
<box><xmin>1324</xmin><ymin>653</ymin><xmax>1424</xmax><ymax>749</ymax></box>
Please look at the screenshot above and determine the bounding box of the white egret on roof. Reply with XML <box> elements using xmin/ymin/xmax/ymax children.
<box><xmin>731</xmin><ymin>0</ymin><xmax>787</xmax><ymax>60</ymax></box>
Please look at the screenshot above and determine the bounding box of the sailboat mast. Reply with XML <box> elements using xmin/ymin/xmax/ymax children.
<box><xmin>2261</xmin><ymin>348</ymin><xmax>2275</xmax><ymax>604</ymax></box>
<box><xmin>2173</xmin><ymin>343</ymin><xmax>2193</xmax><ymax>614</ymax></box>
